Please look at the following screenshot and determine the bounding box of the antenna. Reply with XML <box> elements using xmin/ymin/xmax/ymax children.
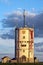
<box><xmin>23</xmin><ymin>9</ymin><xmax>25</xmax><ymax>27</ymax></box>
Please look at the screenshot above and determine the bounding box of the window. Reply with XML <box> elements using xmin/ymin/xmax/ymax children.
<box><xmin>24</xmin><ymin>41</ymin><xmax>26</xmax><ymax>43</ymax></box>
<box><xmin>27</xmin><ymin>41</ymin><xmax>29</xmax><ymax>43</ymax></box>
<box><xmin>19</xmin><ymin>41</ymin><xmax>21</xmax><ymax>43</ymax></box>
<box><xmin>30</xmin><ymin>31</ymin><xmax>33</xmax><ymax>39</ymax></box>
<box><xmin>23</xmin><ymin>36</ymin><xmax>25</xmax><ymax>39</ymax></box>
<box><xmin>19</xmin><ymin>41</ymin><xmax>27</xmax><ymax>43</ymax></box>
<box><xmin>21</xmin><ymin>45</ymin><xmax>26</xmax><ymax>47</ymax></box>
<box><xmin>23</xmin><ymin>50</ymin><xmax>25</xmax><ymax>52</ymax></box>
<box><xmin>19</xmin><ymin>41</ymin><xmax>23</xmax><ymax>43</ymax></box>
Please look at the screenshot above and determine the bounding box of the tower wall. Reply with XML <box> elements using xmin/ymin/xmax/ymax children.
<box><xmin>15</xmin><ymin>28</ymin><xmax>34</xmax><ymax>63</ymax></box>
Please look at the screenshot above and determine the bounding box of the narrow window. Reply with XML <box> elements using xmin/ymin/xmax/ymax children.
<box><xmin>23</xmin><ymin>36</ymin><xmax>25</xmax><ymax>39</ymax></box>
<box><xmin>31</xmin><ymin>31</ymin><xmax>33</xmax><ymax>39</ymax></box>
<box><xmin>23</xmin><ymin>50</ymin><xmax>25</xmax><ymax>52</ymax></box>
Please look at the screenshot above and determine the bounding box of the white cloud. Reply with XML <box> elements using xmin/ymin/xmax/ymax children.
<box><xmin>34</xmin><ymin>37</ymin><xmax>43</xmax><ymax>43</ymax></box>
<box><xmin>0</xmin><ymin>38</ymin><xmax>15</xmax><ymax>53</ymax></box>
<box><xmin>34</xmin><ymin>37</ymin><xmax>43</xmax><ymax>61</ymax></box>
<box><xmin>0</xmin><ymin>27</ymin><xmax>15</xmax><ymax>35</ymax></box>
<box><xmin>24</xmin><ymin>11</ymin><xmax>36</xmax><ymax>17</ymax></box>
<box><xmin>13</xmin><ymin>10</ymin><xmax>23</xmax><ymax>16</ymax></box>
<box><xmin>4</xmin><ymin>10</ymin><xmax>36</xmax><ymax>18</ymax></box>
<box><xmin>4</xmin><ymin>12</ymin><xmax>11</xmax><ymax>17</ymax></box>
<box><xmin>35</xmin><ymin>53</ymin><xmax>43</xmax><ymax>62</ymax></box>
<box><xmin>17</xmin><ymin>8</ymin><xmax>22</xmax><ymax>11</ymax></box>
<box><xmin>4</xmin><ymin>10</ymin><xmax>22</xmax><ymax>17</ymax></box>
<box><xmin>14</xmin><ymin>17</ymin><xmax>20</xmax><ymax>21</ymax></box>
<box><xmin>31</xmin><ymin>8</ymin><xmax>35</xmax><ymax>12</ymax></box>
<box><xmin>0</xmin><ymin>38</ymin><xmax>14</xmax><ymax>46</ymax></box>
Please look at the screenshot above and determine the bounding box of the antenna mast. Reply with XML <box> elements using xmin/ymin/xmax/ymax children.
<box><xmin>23</xmin><ymin>9</ymin><xmax>25</xmax><ymax>27</ymax></box>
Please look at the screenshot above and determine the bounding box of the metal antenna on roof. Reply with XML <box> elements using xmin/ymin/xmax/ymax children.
<box><xmin>23</xmin><ymin>9</ymin><xmax>25</xmax><ymax>27</ymax></box>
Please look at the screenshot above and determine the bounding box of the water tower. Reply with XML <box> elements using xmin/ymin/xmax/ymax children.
<box><xmin>15</xmin><ymin>10</ymin><xmax>34</xmax><ymax>63</ymax></box>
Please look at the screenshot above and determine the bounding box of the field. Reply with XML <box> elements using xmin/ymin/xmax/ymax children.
<box><xmin>0</xmin><ymin>63</ymin><xmax>43</xmax><ymax>65</ymax></box>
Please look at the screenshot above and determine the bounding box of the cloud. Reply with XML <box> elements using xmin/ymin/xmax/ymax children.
<box><xmin>35</xmin><ymin>48</ymin><xmax>43</xmax><ymax>52</ymax></box>
<box><xmin>4</xmin><ymin>10</ymin><xmax>36</xmax><ymax>28</ymax></box>
<box><xmin>35</xmin><ymin>48</ymin><xmax>43</xmax><ymax>62</ymax></box>
<box><xmin>34</xmin><ymin>38</ymin><xmax>43</xmax><ymax>52</ymax></box>
<box><xmin>1</xmin><ymin>10</ymin><xmax>43</xmax><ymax>39</ymax></box>
<box><xmin>35</xmin><ymin>43</ymin><xmax>43</xmax><ymax>47</ymax></box>
<box><xmin>4</xmin><ymin>10</ymin><xmax>36</xmax><ymax>17</ymax></box>
<box><xmin>0</xmin><ymin>38</ymin><xmax>14</xmax><ymax>59</ymax></box>
<box><xmin>34</xmin><ymin>37</ymin><xmax>43</xmax><ymax>61</ymax></box>
<box><xmin>6</xmin><ymin>10</ymin><xmax>22</xmax><ymax>16</ymax></box>
<box><xmin>32</xmin><ymin>8</ymin><xmax>35</xmax><ymax>12</ymax></box>
<box><xmin>23</xmin><ymin>11</ymin><xmax>36</xmax><ymax>17</ymax></box>
<box><xmin>0</xmin><ymin>38</ymin><xmax>14</xmax><ymax>53</ymax></box>
<box><xmin>34</xmin><ymin>37</ymin><xmax>43</xmax><ymax>43</ymax></box>
<box><xmin>17</xmin><ymin>8</ymin><xmax>23</xmax><ymax>12</ymax></box>
<box><xmin>0</xmin><ymin>27</ymin><xmax>15</xmax><ymax>39</ymax></box>
<box><xmin>35</xmin><ymin>53</ymin><xmax>43</xmax><ymax>62</ymax></box>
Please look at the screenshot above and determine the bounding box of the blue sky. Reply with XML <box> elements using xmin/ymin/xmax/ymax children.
<box><xmin>0</xmin><ymin>0</ymin><xmax>43</xmax><ymax>29</ymax></box>
<box><xmin>0</xmin><ymin>0</ymin><xmax>43</xmax><ymax>19</ymax></box>
<box><xmin>0</xmin><ymin>0</ymin><xmax>43</xmax><ymax>62</ymax></box>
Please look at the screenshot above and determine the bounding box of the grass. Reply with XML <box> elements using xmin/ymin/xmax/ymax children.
<box><xmin>0</xmin><ymin>63</ymin><xmax>43</xmax><ymax>65</ymax></box>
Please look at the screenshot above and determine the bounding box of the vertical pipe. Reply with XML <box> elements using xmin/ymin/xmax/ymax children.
<box><xmin>15</xmin><ymin>28</ymin><xmax>18</xmax><ymax>59</ymax></box>
<box><xmin>15</xmin><ymin>28</ymin><xmax>16</xmax><ymax>59</ymax></box>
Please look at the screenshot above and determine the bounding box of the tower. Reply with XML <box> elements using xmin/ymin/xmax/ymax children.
<box><xmin>15</xmin><ymin>10</ymin><xmax>34</xmax><ymax>63</ymax></box>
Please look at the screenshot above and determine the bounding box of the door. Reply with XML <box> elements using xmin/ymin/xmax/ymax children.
<box><xmin>21</xmin><ymin>55</ymin><xmax>26</xmax><ymax>63</ymax></box>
